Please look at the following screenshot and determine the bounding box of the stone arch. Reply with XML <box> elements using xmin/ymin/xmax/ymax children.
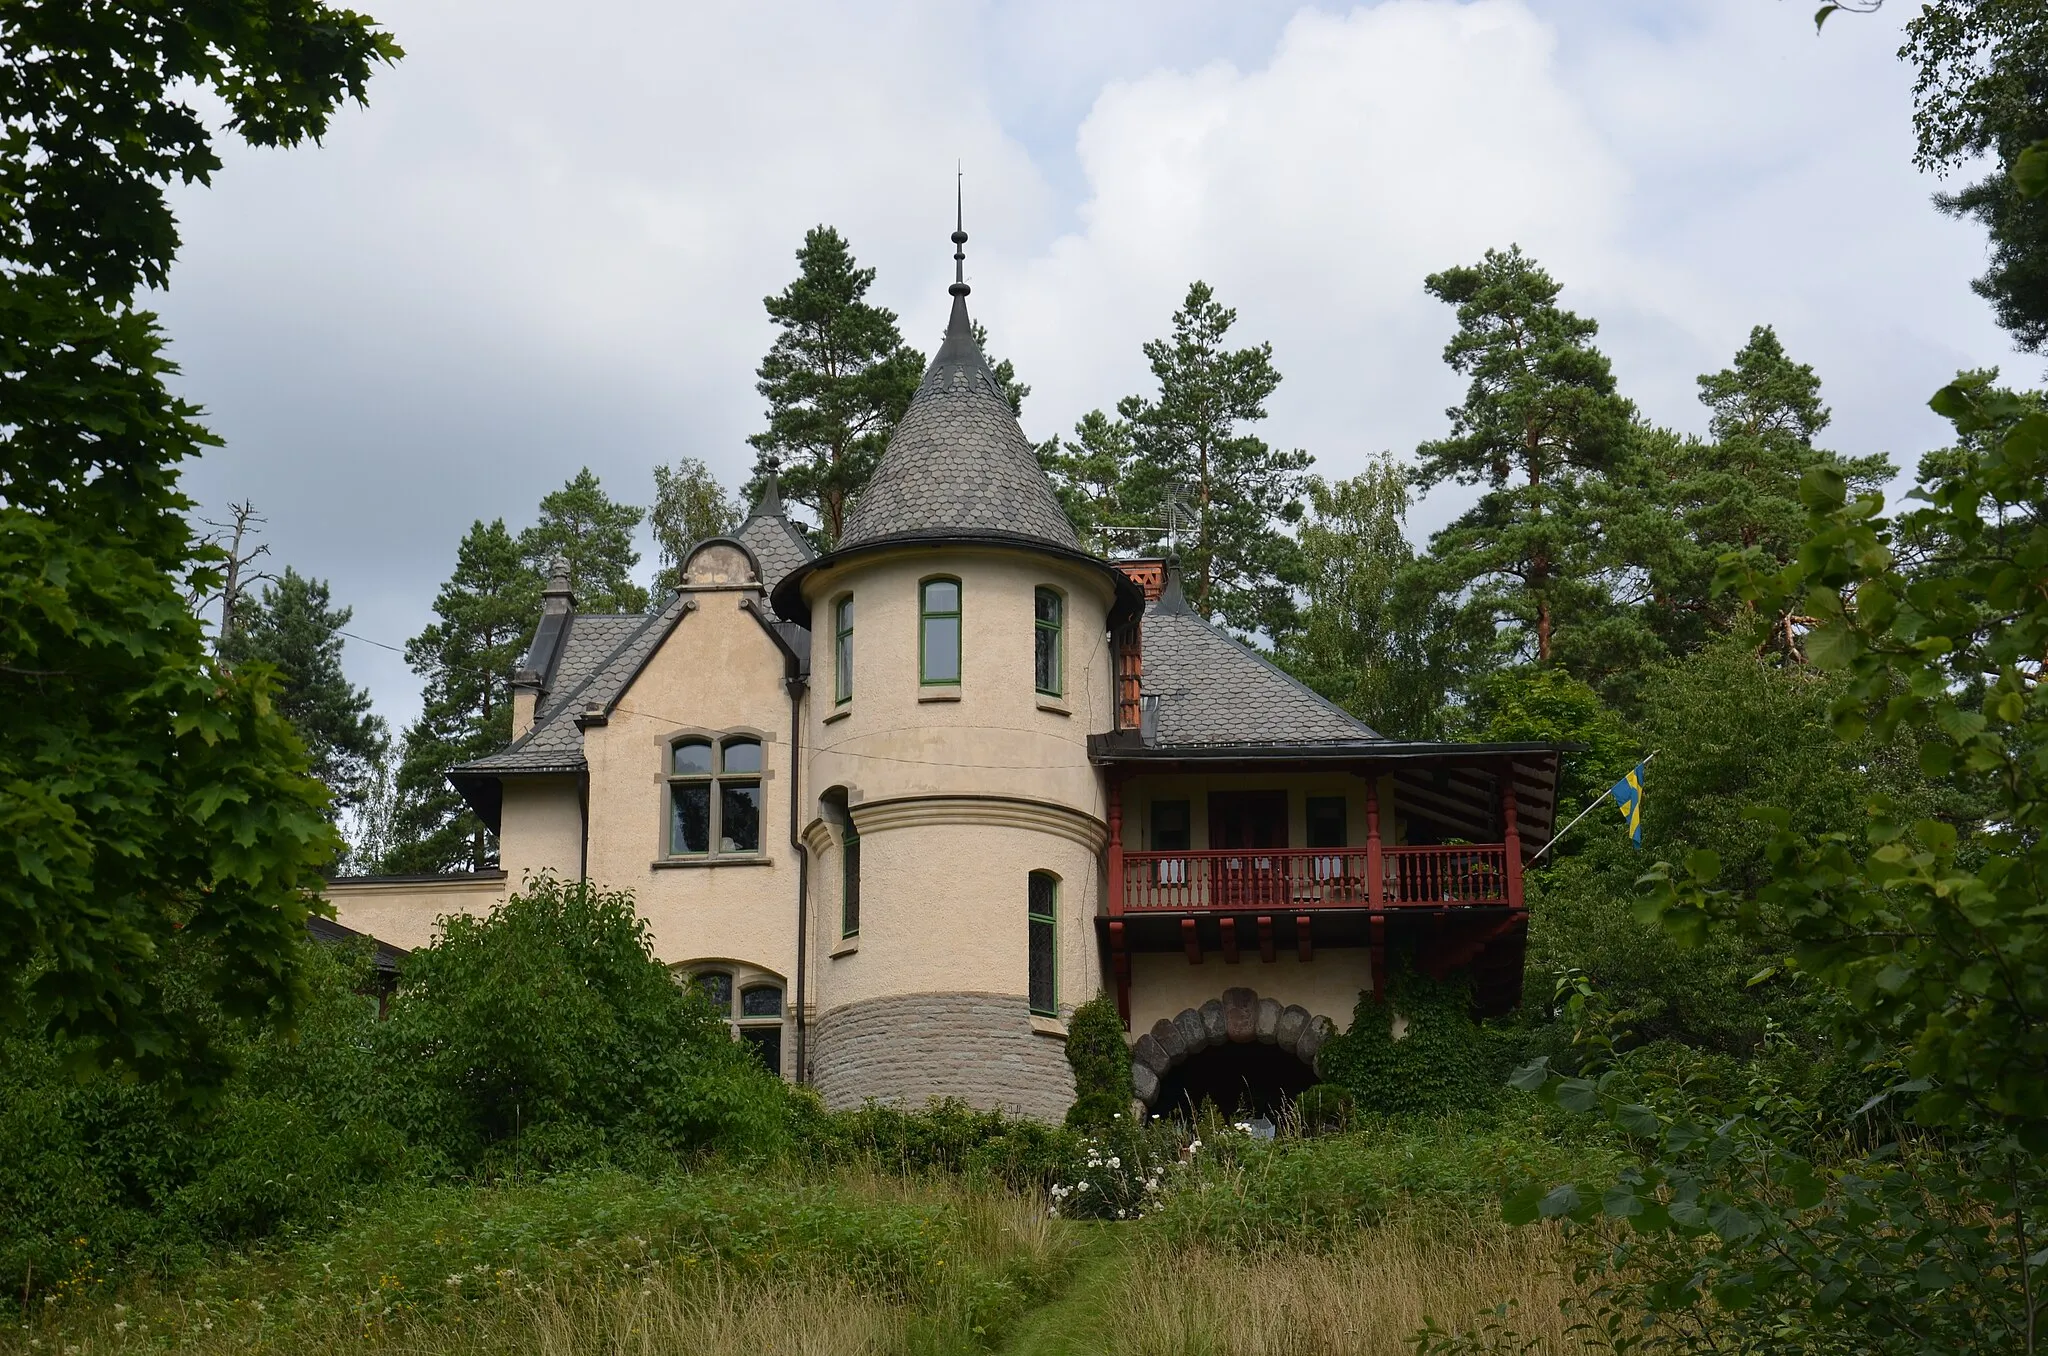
<box><xmin>1129</xmin><ymin>986</ymin><xmax>1341</xmax><ymax>1109</ymax></box>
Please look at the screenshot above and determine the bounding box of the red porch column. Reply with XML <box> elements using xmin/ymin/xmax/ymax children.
<box><xmin>1106</xmin><ymin>771</ymin><xmax>1125</xmax><ymax>918</ymax></box>
<box><xmin>1501</xmin><ymin>764</ymin><xmax>1524</xmax><ymax>909</ymax></box>
<box><xmin>1364</xmin><ymin>774</ymin><xmax>1384</xmax><ymax>904</ymax></box>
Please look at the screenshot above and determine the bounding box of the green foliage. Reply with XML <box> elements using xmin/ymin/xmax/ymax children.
<box><xmin>1049</xmin><ymin>1114</ymin><xmax>1184</xmax><ymax>1220</ymax></box>
<box><xmin>1625</xmin><ymin>327</ymin><xmax>1892</xmax><ymax>667</ymax></box>
<box><xmin>0</xmin><ymin>937</ymin><xmax>402</xmax><ymax>1300</ymax></box>
<box><xmin>1319</xmin><ymin>967</ymin><xmax>1505</xmax><ymax>1118</ymax></box>
<box><xmin>1144</xmin><ymin>1113</ymin><xmax>1624</xmax><ymax>1254</ymax></box>
<box><xmin>376</xmin><ymin>875</ymin><xmax>788</xmax><ymax>1173</ymax></box>
<box><xmin>1040</xmin><ymin>407</ymin><xmax>1144</xmax><ymax>548</ymax></box>
<box><xmin>516</xmin><ymin>467</ymin><xmax>647</xmax><ymax>613</ymax></box>
<box><xmin>1292</xmin><ymin>1082</ymin><xmax>1356</xmax><ymax>1133</ymax></box>
<box><xmin>747</xmin><ymin>225</ymin><xmax>924</xmax><ymax>546</ymax></box>
<box><xmin>0</xmin><ymin>0</ymin><xmax>395</xmax><ymax>1094</ymax></box>
<box><xmin>1115</xmin><ymin>281</ymin><xmax>1313</xmax><ymax>636</ymax></box>
<box><xmin>1409</xmin><ymin>245</ymin><xmax>1635</xmax><ymax>670</ymax></box>
<box><xmin>648</xmin><ymin>455</ymin><xmax>740</xmax><ymax>593</ymax></box>
<box><xmin>220</xmin><ymin>566</ymin><xmax>390</xmax><ymax>828</ymax></box>
<box><xmin>971</xmin><ymin>319</ymin><xmax>1031</xmax><ymax>416</ymax></box>
<box><xmin>1462</xmin><ymin>664</ymin><xmax>1637</xmax><ymax>811</ymax></box>
<box><xmin>383</xmin><ymin>518</ymin><xmax>535</xmax><ymax>873</ymax></box>
<box><xmin>793</xmin><ymin>1096</ymin><xmax>1080</xmax><ymax>1191</ymax></box>
<box><xmin>1063</xmin><ymin>995</ymin><xmax>1135</xmax><ymax>1129</ymax></box>
<box><xmin>1904</xmin><ymin>1</ymin><xmax>2048</xmax><ymax>351</ymax></box>
<box><xmin>1276</xmin><ymin>457</ymin><xmax>1450</xmax><ymax>738</ymax></box>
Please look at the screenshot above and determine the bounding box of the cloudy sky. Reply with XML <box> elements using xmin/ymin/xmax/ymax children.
<box><xmin>161</xmin><ymin>0</ymin><xmax>2019</xmax><ymax>733</ymax></box>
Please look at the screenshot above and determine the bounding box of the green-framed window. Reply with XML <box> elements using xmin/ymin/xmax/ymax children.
<box><xmin>834</xmin><ymin>595</ymin><xmax>854</xmax><ymax>704</ymax></box>
<box><xmin>1033</xmin><ymin>587</ymin><xmax>1063</xmax><ymax>696</ymax></box>
<box><xmin>668</xmin><ymin>735</ymin><xmax>763</xmax><ymax>857</ymax></box>
<box><xmin>920</xmin><ymin>578</ymin><xmax>961</xmax><ymax>685</ymax></box>
<box><xmin>841</xmin><ymin>824</ymin><xmax>861</xmax><ymax>939</ymax></box>
<box><xmin>1027</xmin><ymin>871</ymin><xmax>1057</xmax><ymax>1015</ymax></box>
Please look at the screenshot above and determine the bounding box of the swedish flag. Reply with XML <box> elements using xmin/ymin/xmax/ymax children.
<box><xmin>1611</xmin><ymin>763</ymin><xmax>1647</xmax><ymax>847</ymax></box>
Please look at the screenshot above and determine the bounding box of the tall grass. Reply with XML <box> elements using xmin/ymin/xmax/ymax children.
<box><xmin>1099</xmin><ymin>1217</ymin><xmax>1586</xmax><ymax>1356</ymax></box>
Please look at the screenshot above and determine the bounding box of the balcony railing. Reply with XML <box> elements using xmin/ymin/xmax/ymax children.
<box><xmin>1120</xmin><ymin>845</ymin><xmax>1511</xmax><ymax>911</ymax></box>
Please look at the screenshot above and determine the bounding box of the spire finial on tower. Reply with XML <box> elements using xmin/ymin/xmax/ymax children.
<box><xmin>950</xmin><ymin>164</ymin><xmax>969</xmax><ymax>298</ymax></box>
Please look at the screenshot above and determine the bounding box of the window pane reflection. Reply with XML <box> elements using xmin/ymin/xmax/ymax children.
<box><xmin>672</xmin><ymin>784</ymin><xmax>711</xmax><ymax>853</ymax></box>
<box><xmin>721</xmin><ymin>782</ymin><xmax>761</xmax><ymax>852</ymax></box>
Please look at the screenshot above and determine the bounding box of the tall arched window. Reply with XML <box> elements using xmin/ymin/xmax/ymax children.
<box><xmin>1034</xmin><ymin>587</ymin><xmax>1063</xmax><ymax>697</ymax></box>
<box><xmin>834</xmin><ymin>595</ymin><xmax>854</xmax><ymax>705</ymax></box>
<box><xmin>668</xmin><ymin>735</ymin><xmax>763</xmax><ymax>857</ymax></box>
<box><xmin>1027</xmin><ymin>872</ymin><xmax>1057</xmax><ymax>1016</ymax></box>
<box><xmin>920</xmin><ymin>578</ymin><xmax>961</xmax><ymax>685</ymax></box>
<box><xmin>683</xmin><ymin>967</ymin><xmax>784</xmax><ymax>1077</ymax></box>
<box><xmin>841</xmin><ymin>822</ymin><xmax>861</xmax><ymax>938</ymax></box>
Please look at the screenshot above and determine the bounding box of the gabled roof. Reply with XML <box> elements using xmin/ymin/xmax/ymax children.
<box><xmin>1137</xmin><ymin>571</ymin><xmax>1383</xmax><ymax>748</ymax></box>
<box><xmin>837</xmin><ymin>284</ymin><xmax>1077</xmax><ymax>552</ymax></box>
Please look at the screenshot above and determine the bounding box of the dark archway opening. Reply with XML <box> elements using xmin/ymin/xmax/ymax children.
<box><xmin>1153</xmin><ymin>1043</ymin><xmax>1318</xmax><ymax>1122</ymax></box>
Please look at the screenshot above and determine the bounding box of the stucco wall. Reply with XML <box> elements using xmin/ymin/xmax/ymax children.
<box><xmin>325</xmin><ymin>874</ymin><xmax>509</xmax><ymax>953</ymax></box>
<box><xmin>815</xmin><ymin>809</ymin><xmax>1103</xmax><ymax>1016</ymax></box>
<box><xmin>500</xmin><ymin>777</ymin><xmax>582</xmax><ymax>883</ymax></box>
<box><xmin>1126</xmin><ymin>948</ymin><xmax>1372</xmax><ymax>1037</ymax></box>
<box><xmin>580</xmin><ymin>589</ymin><xmax>800</xmax><ymax>991</ymax></box>
<box><xmin>809</xmin><ymin>991</ymin><xmax>1075</xmax><ymax>1120</ymax></box>
<box><xmin>803</xmin><ymin>545</ymin><xmax>1115</xmax><ymax>815</ymax></box>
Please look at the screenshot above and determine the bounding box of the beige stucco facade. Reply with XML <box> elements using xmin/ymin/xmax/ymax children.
<box><xmin>323</xmin><ymin>273</ymin><xmax>1542</xmax><ymax>1120</ymax></box>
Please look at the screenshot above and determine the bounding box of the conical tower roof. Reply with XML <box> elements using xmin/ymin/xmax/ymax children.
<box><xmin>837</xmin><ymin>230</ymin><xmax>1078</xmax><ymax>551</ymax></box>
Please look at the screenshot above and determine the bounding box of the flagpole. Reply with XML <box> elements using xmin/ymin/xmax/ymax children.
<box><xmin>1530</xmin><ymin>750</ymin><xmax>1657</xmax><ymax>864</ymax></box>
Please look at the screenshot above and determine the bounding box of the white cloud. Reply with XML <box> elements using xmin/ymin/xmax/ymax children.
<box><xmin>155</xmin><ymin>0</ymin><xmax>2020</xmax><ymax>733</ymax></box>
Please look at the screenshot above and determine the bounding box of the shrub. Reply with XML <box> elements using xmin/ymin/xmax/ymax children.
<box><xmin>1063</xmin><ymin>995</ymin><xmax>1133</xmax><ymax>1129</ymax></box>
<box><xmin>794</xmin><ymin>1096</ymin><xmax>1080</xmax><ymax>1189</ymax></box>
<box><xmin>375</xmin><ymin>874</ymin><xmax>790</xmax><ymax>1173</ymax></box>
<box><xmin>1293</xmin><ymin>1083</ymin><xmax>1355</xmax><ymax>1133</ymax></box>
<box><xmin>1317</xmin><ymin>964</ymin><xmax>1505</xmax><ymax>1117</ymax></box>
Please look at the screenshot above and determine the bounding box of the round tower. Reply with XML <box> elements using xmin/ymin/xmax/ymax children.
<box><xmin>772</xmin><ymin>216</ymin><xmax>1142</xmax><ymax>1119</ymax></box>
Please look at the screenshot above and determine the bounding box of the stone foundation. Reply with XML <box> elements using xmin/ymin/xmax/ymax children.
<box><xmin>809</xmin><ymin>991</ymin><xmax>1076</xmax><ymax>1122</ymax></box>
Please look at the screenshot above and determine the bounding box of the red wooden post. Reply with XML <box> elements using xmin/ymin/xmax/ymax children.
<box><xmin>1106</xmin><ymin>772</ymin><xmax>1125</xmax><ymax>918</ymax></box>
<box><xmin>1364</xmin><ymin>774</ymin><xmax>1385</xmax><ymax>904</ymax></box>
<box><xmin>1501</xmin><ymin>763</ymin><xmax>1524</xmax><ymax>909</ymax></box>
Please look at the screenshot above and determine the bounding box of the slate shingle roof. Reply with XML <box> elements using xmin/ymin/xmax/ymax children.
<box><xmin>453</xmin><ymin>598</ymin><xmax>684</xmax><ymax>777</ymax></box>
<box><xmin>734</xmin><ymin>481</ymin><xmax>815</xmax><ymax>593</ymax></box>
<box><xmin>1139</xmin><ymin>584</ymin><xmax>1383</xmax><ymax>748</ymax></box>
<box><xmin>838</xmin><ymin>292</ymin><xmax>1078</xmax><ymax>551</ymax></box>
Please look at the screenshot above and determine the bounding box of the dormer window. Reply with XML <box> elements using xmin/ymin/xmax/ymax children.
<box><xmin>920</xmin><ymin>578</ymin><xmax>961</xmax><ymax>685</ymax></box>
<box><xmin>1034</xmin><ymin>587</ymin><xmax>1063</xmax><ymax>697</ymax></box>
<box><xmin>668</xmin><ymin>735</ymin><xmax>763</xmax><ymax>857</ymax></box>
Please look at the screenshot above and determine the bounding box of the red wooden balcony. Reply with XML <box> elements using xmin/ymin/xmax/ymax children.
<box><xmin>1119</xmin><ymin>844</ymin><xmax>1512</xmax><ymax>911</ymax></box>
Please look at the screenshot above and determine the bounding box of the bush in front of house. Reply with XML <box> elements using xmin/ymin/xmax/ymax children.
<box><xmin>1063</xmin><ymin>994</ymin><xmax>1134</xmax><ymax>1130</ymax></box>
<box><xmin>374</xmin><ymin>874</ymin><xmax>791</xmax><ymax>1174</ymax></box>
<box><xmin>1316</xmin><ymin>962</ymin><xmax>1507</xmax><ymax>1117</ymax></box>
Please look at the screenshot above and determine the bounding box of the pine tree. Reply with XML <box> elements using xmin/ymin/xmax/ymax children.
<box><xmin>1410</xmin><ymin>246</ymin><xmax>1635</xmax><ymax>668</ymax></box>
<box><xmin>385</xmin><ymin>520</ymin><xmax>538</xmax><ymax>873</ymax></box>
<box><xmin>1905</xmin><ymin>2</ymin><xmax>2048</xmax><ymax>350</ymax></box>
<box><xmin>650</xmin><ymin>456</ymin><xmax>740</xmax><ymax>594</ymax></box>
<box><xmin>1040</xmin><ymin>409</ymin><xmax>1143</xmax><ymax>550</ymax></box>
<box><xmin>221</xmin><ymin>567</ymin><xmax>389</xmax><ymax>828</ymax></box>
<box><xmin>1275</xmin><ymin>457</ymin><xmax>1447</xmax><ymax>738</ymax></box>
<box><xmin>1118</xmin><ymin>282</ymin><xmax>1312</xmax><ymax>635</ymax></box>
<box><xmin>517</xmin><ymin>467</ymin><xmax>647</xmax><ymax>613</ymax></box>
<box><xmin>747</xmin><ymin>227</ymin><xmax>924</xmax><ymax>547</ymax></box>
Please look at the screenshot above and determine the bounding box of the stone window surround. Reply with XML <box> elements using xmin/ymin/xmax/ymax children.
<box><xmin>654</xmin><ymin>726</ymin><xmax>777</xmax><ymax>867</ymax></box>
<box><xmin>674</xmin><ymin>960</ymin><xmax>788</xmax><ymax>1076</ymax></box>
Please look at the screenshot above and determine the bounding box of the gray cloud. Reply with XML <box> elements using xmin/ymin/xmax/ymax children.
<box><xmin>158</xmin><ymin>0</ymin><xmax>2019</xmax><ymax>730</ymax></box>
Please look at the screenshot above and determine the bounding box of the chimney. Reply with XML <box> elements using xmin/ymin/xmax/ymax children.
<box><xmin>512</xmin><ymin>556</ymin><xmax>575</xmax><ymax>740</ymax></box>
